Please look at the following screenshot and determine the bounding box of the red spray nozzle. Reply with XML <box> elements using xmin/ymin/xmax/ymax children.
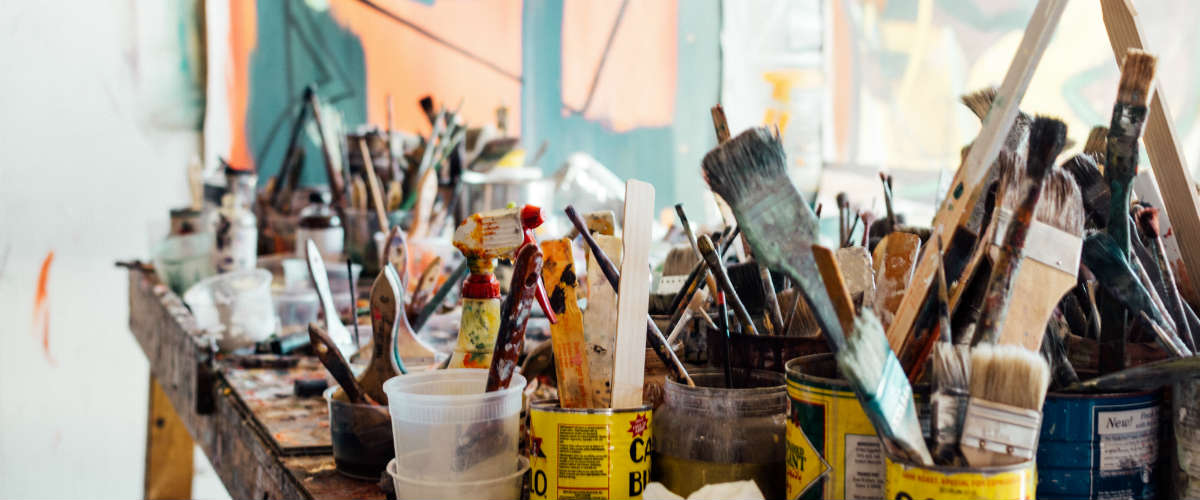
<box><xmin>517</xmin><ymin>204</ymin><xmax>557</xmax><ymax>324</ymax></box>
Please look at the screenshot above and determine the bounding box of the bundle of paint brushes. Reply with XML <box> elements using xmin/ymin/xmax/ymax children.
<box><xmin>691</xmin><ymin>45</ymin><xmax>1200</xmax><ymax>468</ymax></box>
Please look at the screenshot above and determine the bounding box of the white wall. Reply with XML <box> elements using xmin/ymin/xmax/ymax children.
<box><xmin>0</xmin><ymin>1</ymin><xmax>224</xmax><ymax>498</ymax></box>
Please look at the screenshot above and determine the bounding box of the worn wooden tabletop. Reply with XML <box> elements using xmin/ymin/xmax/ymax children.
<box><xmin>127</xmin><ymin>269</ymin><xmax>386</xmax><ymax>500</ymax></box>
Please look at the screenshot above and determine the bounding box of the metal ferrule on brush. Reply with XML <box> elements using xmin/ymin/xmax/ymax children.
<box><xmin>960</xmin><ymin>397</ymin><xmax>1041</xmax><ymax>465</ymax></box>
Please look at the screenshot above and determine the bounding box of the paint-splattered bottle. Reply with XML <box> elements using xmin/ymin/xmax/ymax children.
<box><xmin>214</xmin><ymin>166</ymin><xmax>258</xmax><ymax>273</ymax></box>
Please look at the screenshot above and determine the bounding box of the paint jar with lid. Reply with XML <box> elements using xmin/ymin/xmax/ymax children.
<box><xmin>295</xmin><ymin>191</ymin><xmax>344</xmax><ymax>260</ymax></box>
<box><xmin>653</xmin><ymin>369</ymin><xmax>788</xmax><ymax>499</ymax></box>
<box><xmin>213</xmin><ymin>166</ymin><xmax>258</xmax><ymax>273</ymax></box>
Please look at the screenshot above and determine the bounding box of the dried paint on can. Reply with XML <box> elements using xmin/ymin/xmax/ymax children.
<box><xmin>786</xmin><ymin>354</ymin><xmax>885</xmax><ymax>499</ymax></box>
<box><xmin>1171</xmin><ymin>381</ymin><xmax>1199</xmax><ymax>498</ymax></box>
<box><xmin>884</xmin><ymin>454</ymin><xmax>1036</xmax><ymax>500</ymax></box>
<box><xmin>1038</xmin><ymin>390</ymin><xmax>1160</xmax><ymax>499</ymax></box>
<box><xmin>529</xmin><ymin>401</ymin><xmax>652</xmax><ymax>499</ymax></box>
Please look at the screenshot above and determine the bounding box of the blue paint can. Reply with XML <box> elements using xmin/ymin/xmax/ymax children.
<box><xmin>1037</xmin><ymin>390</ymin><xmax>1161</xmax><ymax>499</ymax></box>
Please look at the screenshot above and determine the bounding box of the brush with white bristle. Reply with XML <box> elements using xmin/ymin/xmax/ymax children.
<box><xmin>960</xmin><ymin>343</ymin><xmax>1049</xmax><ymax>467</ymax></box>
<box><xmin>931</xmin><ymin>234</ymin><xmax>970</xmax><ymax>465</ymax></box>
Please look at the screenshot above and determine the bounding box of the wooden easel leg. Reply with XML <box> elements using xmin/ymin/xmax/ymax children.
<box><xmin>145</xmin><ymin>374</ymin><xmax>194</xmax><ymax>500</ymax></box>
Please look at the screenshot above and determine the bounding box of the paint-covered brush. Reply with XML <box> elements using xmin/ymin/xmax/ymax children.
<box><xmin>358</xmin><ymin>138</ymin><xmax>389</xmax><ymax>232</ymax></box>
<box><xmin>308</xmin><ymin>322</ymin><xmax>376</xmax><ymax>405</ymax></box>
<box><xmin>1042</xmin><ymin>310</ymin><xmax>1079</xmax><ymax>389</ymax></box>
<box><xmin>960</xmin><ymin>344</ymin><xmax>1049</xmax><ymax>467</ymax></box>
<box><xmin>541</xmin><ymin>238</ymin><xmax>591</xmax><ymax>408</ymax></box>
<box><xmin>871</xmin><ymin>232</ymin><xmax>921</xmax><ymax>333</ymax></box>
<box><xmin>701</xmin><ymin>127</ymin><xmax>932</xmax><ymax>464</ymax></box>
<box><xmin>1104</xmin><ymin>49</ymin><xmax>1157</xmax><ymax>257</ymax></box>
<box><xmin>972</xmin><ymin>116</ymin><xmax>1067</xmax><ymax>346</ymax></box>
<box><xmin>1083</xmin><ymin>126</ymin><xmax>1108</xmax><ymax>165</ymax></box>
<box><xmin>1137</xmin><ymin>207</ymin><xmax>1195</xmax><ymax>351</ymax></box>
<box><xmin>663</xmin><ymin>226</ymin><xmax>739</xmax><ymax>339</ymax></box>
<box><xmin>306</xmin><ymin>240</ymin><xmax>357</xmax><ymax>357</ymax></box>
<box><xmin>1064</xmin><ymin>355</ymin><xmax>1200</xmax><ymax>392</ymax></box>
<box><xmin>485</xmin><ymin>244</ymin><xmax>544</xmax><ymax>391</ymax></box>
<box><xmin>359</xmin><ymin>264</ymin><xmax>405</xmax><ymax>402</ymax></box>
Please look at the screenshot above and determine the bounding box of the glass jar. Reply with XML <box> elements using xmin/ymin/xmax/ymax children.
<box><xmin>653</xmin><ymin>369</ymin><xmax>788</xmax><ymax>499</ymax></box>
<box><xmin>295</xmin><ymin>191</ymin><xmax>344</xmax><ymax>259</ymax></box>
<box><xmin>213</xmin><ymin>167</ymin><xmax>257</xmax><ymax>273</ymax></box>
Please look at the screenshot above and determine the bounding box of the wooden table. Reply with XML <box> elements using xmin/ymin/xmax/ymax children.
<box><xmin>127</xmin><ymin>269</ymin><xmax>386</xmax><ymax>500</ymax></box>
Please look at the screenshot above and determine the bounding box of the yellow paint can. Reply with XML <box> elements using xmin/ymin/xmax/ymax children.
<box><xmin>786</xmin><ymin>354</ymin><xmax>885</xmax><ymax>499</ymax></box>
<box><xmin>884</xmin><ymin>454</ymin><xmax>1036</xmax><ymax>500</ymax></box>
<box><xmin>529</xmin><ymin>401</ymin><xmax>652</xmax><ymax>499</ymax></box>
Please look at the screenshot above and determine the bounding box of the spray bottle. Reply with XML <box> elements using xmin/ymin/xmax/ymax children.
<box><xmin>449</xmin><ymin>204</ymin><xmax>555</xmax><ymax>368</ymax></box>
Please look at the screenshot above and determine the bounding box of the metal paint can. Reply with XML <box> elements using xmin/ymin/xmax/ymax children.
<box><xmin>785</xmin><ymin>354</ymin><xmax>885</xmax><ymax>500</ymax></box>
<box><xmin>1173</xmin><ymin>380</ymin><xmax>1200</xmax><ymax>498</ymax></box>
<box><xmin>1037</xmin><ymin>390</ymin><xmax>1160</xmax><ymax>499</ymax></box>
<box><xmin>884</xmin><ymin>454</ymin><xmax>1036</xmax><ymax>500</ymax></box>
<box><xmin>529</xmin><ymin>400</ymin><xmax>652</xmax><ymax>499</ymax></box>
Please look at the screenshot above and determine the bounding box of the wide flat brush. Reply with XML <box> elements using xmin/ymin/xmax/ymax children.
<box><xmin>702</xmin><ymin>127</ymin><xmax>932</xmax><ymax>464</ymax></box>
<box><xmin>960</xmin><ymin>344</ymin><xmax>1049</xmax><ymax>466</ymax></box>
<box><xmin>1104</xmin><ymin>49</ymin><xmax>1157</xmax><ymax>257</ymax></box>
<box><xmin>930</xmin><ymin>235</ymin><xmax>970</xmax><ymax>464</ymax></box>
<box><xmin>972</xmin><ymin>116</ymin><xmax>1067</xmax><ymax>346</ymax></box>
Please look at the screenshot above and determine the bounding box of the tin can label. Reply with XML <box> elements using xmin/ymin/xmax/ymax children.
<box><xmin>884</xmin><ymin>457</ymin><xmax>1036</xmax><ymax>500</ymax></box>
<box><xmin>787</xmin><ymin>375</ymin><xmax>884</xmax><ymax>499</ymax></box>
<box><xmin>1097</xmin><ymin>406</ymin><xmax>1157</xmax><ymax>472</ymax></box>
<box><xmin>530</xmin><ymin>407</ymin><xmax>651</xmax><ymax>500</ymax></box>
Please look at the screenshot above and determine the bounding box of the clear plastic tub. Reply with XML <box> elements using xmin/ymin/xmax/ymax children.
<box><xmin>387</xmin><ymin>455</ymin><xmax>528</xmax><ymax>500</ymax></box>
<box><xmin>382</xmin><ymin>369</ymin><xmax>526</xmax><ymax>482</ymax></box>
<box><xmin>324</xmin><ymin>387</ymin><xmax>394</xmax><ymax>480</ymax></box>
<box><xmin>182</xmin><ymin>269</ymin><xmax>275</xmax><ymax>351</ymax></box>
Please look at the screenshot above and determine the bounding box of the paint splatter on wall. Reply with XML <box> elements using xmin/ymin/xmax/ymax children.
<box><xmin>32</xmin><ymin>251</ymin><xmax>54</xmax><ymax>365</ymax></box>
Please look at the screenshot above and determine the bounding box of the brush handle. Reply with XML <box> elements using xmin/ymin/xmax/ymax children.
<box><xmin>358</xmin><ymin>138</ymin><xmax>390</xmax><ymax>232</ymax></box>
<box><xmin>381</xmin><ymin>226</ymin><xmax>409</xmax><ymax>289</ymax></box>
<box><xmin>697</xmin><ymin>235</ymin><xmax>760</xmax><ymax>336</ymax></box>
<box><xmin>308</xmin><ymin>322</ymin><xmax>374</xmax><ymax>405</ymax></box>
<box><xmin>270</xmin><ymin>86</ymin><xmax>314</xmax><ymax>209</ymax></box>
<box><xmin>665</xmin><ymin>226</ymin><xmax>739</xmax><ymax>333</ymax></box>
<box><xmin>565</xmin><ymin>205</ymin><xmax>694</xmax><ymax>386</ymax></box>
<box><xmin>710</xmin><ymin>105</ymin><xmax>731</xmax><ymax>144</ymax></box>
<box><xmin>362</xmin><ymin>264</ymin><xmax>403</xmax><ymax>401</ymax></box>
<box><xmin>307</xmin><ymin>90</ymin><xmax>345</xmax><ymax>208</ymax></box>
<box><xmin>486</xmin><ymin>244</ymin><xmax>542</xmax><ymax>392</ymax></box>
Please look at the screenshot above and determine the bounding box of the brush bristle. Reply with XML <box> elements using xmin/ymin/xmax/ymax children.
<box><xmin>1084</xmin><ymin>127</ymin><xmax>1109</xmax><ymax>161</ymax></box>
<box><xmin>969</xmin><ymin>344</ymin><xmax>1049</xmax><ymax>411</ymax></box>
<box><xmin>1062</xmin><ymin>154</ymin><xmax>1109</xmax><ymax>229</ymax></box>
<box><xmin>702</xmin><ymin>127</ymin><xmax>789</xmax><ymax>207</ymax></box>
<box><xmin>1036</xmin><ymin>168</ymin><xmax>1085</xmax><ymax>235</ymax></box>
<box><xmin>1137</xmin><ymin>206</ymin><xmax>1161</xmax><ymax>239</ymax></box>
<box><xmin>1117</xmin><ymin>49</ymin><xmax>1157</xmax><ymax>107</ymax></box>
<box><xmin>933</xmin><ymin>342</ymin><xmax>971</xmax><ymax>392</ymax></box>
<box><xmin>961</xmin><ymin>87</ymin><xmax>998</xmax><ymax>120</ymax></box>
<box><xmin>663</xmin><ymin>246</ymin><xmax>699</xmax><ymax>276</ymax></box>
<box><xmin>1027</xmin><ymin>116</ymin><xmax>1068</xmax><ymax>178</ymax></box>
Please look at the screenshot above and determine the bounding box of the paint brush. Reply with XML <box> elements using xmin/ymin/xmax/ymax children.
<box><xmin>663</xmin><ymin>226</ymin><xmax>739</xmax><ymax>338</ymax></box>
<box><xmin>305</xmin><ymin>240</ymin><xmax>356</xmax><ymax>357</ymax></box>
<box><xmin>269</xmin><ymin>85</ymin><xmax>314</xmax><ymax>209</ymax></box>
<box><xmin>380</xmin><ymin>263</ymin><xmax>439</xmax><ymax>372</ymax></box>
<box><xmin>485</xmin><ymin>244</ymin><xmax>543</xmax><ymax>391</ymax></box>
<box><xmin>972</xmin><ymin>116</ymin><xmax>1067</xmax><ymax>346</ymax></box>
<box><xmin>358</xmin><ymin>264</ymin><xmax>405</xmax><ymax>402</ymax></box>
<box><xmin>564</xmin><ymin>205</ymin><xmax>694</xmax><ymax>386</ymax></box>
<box><xmin>307</xmin><ymin>90</ymin><xmax>346</xmax><ymax>209</ymax></box>
<box><xmin>871</xmin><ymin>232</ymin><xmax>921</xmax><ymax>334</ymax></box>
<box><xmin>1064</xmin><ymin>355</ymin><xmax>1200</xmax><ymax>392</ymax></box>
<box><xmin>381</xmin><ymin>226</ymin><xmax>409</xmax><ymax>290</ymax></box>
<box><xmin>1062</xmin><ymin>153</ymin><xmax>1109</xmax><ymax>229</ymax></box>
<box><xmin>665</xmin><ymin>288</ymin><xmax>717</xmax><ymax>345</ymax></box>
<box><xmin>960</xmin><ymin>344</ymin><xmax>1049</xmax><ymax>466</ymax></box>
<box><xmin>701</xmin><ymin>126</ymin><xmax>932</xmax><ymax>465</ymax></box>
<box><xmin>1084</xmin><ymin>126</ymin><xmax>1108</xmax><ymax>164</ymax></box>
<box><xmin>1104</xmin><ymin>49</ymin><xmax>1157</xmax><ymax>257</ymax></box>
<box><xmin>1042</xmin><ymin>309</ymin><xmax>1079</xmax><ymax>389</ymax></box>
<box><xmin>407</xmin><ymin>256</ymin><xmax>442</xmax><ymax>319</ymax></box>
<box><xmin>698</xmin><ymin>234</ymin><xmax>760</xmax><ymax>336</ymax></box>
<box><xmin>358</xmin><ymin>138</ymin><xmax>389</xmax><ymax>232</ymax></box>
<box><xmin>930</xmin><ymin>234</ymin><xmax>970</xmax><ymax>465</ymax></box>
<box><xmin>541</xmin><ymin>238</ymin><xmax>591</xmax><ymax>408</ymax></box>
<box><xmin>1137</xmin><ymin>207</ymin><xmax>1195</xmax><ymax>350</ymax></box>
<box><xmin>308</xmin><ymin>322</ymin><xmax>375</xmax><ymax>405</ymax></box>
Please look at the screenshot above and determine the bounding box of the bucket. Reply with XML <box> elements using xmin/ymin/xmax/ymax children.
<box><xmin>884</xmin><ymin>453</ymin><xmax>1036</xmax><ymax>500</ymax></box>
<box><xmin>653</xmin><ymin>369</ymin><xmax>787</xmax><ymax>499</ymax></box>
<box><xmin>1174</xmin><ymin>380</ymin><xmax>1200</xmax><ymax>497</ymax></box>
<box><xmin>324</xmin><ymin>387</ymin><xmax>393</xmax><ymax>480</ymax></box>
<box><xmin>785</xmin><ymin>353</ymin><xmax>885</xmax><ymax>500</ymax></box>
<box><xmin>1037</xmin><ymin>390</ymin><xmax>1160</xmax><ymax>499</ymax></box>
<box><xmin>529</xmin><ymin>400</ymin><xmax>652</xmax><ymax>499</ymax></box>
<box><xmin>382</xmin><ymin>369</ymin><xmax>526</xmax><ymax>481</ymax></box>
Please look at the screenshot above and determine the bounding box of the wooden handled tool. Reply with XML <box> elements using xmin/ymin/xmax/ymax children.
<box><xmin>305</xmin><ymin>240</ymin><xmax>355</xmax><ymax>357</ymax></box>
<box><xmin>357</xmin><ymin>264</ymin><xmax>404</xmax><ymax>402</ymax></box>
<box><xmin>308</xmin><ymin>322</ymin><xmax>375</xmax><ymax>405</ymax></box>
<box><xmin>542</xmin><ymin>238</ymin><xmax>591</xmax><ymax>408</ymax></box>
<box><xmin>359</xmin><ymin>138</ymin><xmax>389</xmax><ymax>232</ymax></box>
<box><xmin>611</xmin><ymin>180</ymin><xmax>656</xmax><ymax>408</ymax></box>
<box><xmin>485</xmin><ymin>244</ymin><xmax>544</xmax><ymax>392</ymax></box>
<box><xmin>697</xmin><ymin>234</ymin><xmax>760</xmax><ymax>336</ymax></box>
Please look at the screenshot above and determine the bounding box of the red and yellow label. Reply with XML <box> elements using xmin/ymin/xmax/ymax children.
<box><xmin>530</xmin><ymin>406</ymin><xmax>652</xmax><ymax>500</ymax></box>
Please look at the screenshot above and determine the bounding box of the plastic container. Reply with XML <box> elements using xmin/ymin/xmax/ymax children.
<box><xmin>382</xmin><ymin>369</ymin><xmax>526</xmax><ymax>482</ymax></box>
<box><xmin>183</xmin><ymin>269</ymin><xmax>275</xmax><ymax>351</ymax></box>
<box><xmin>325</xmin><ymin>387</ymin><xmax>394</xmax><ymax>480</ymax></box>
<box><xmin>258</xmin><ymin>255</ymin><xmax>361</xmax><ymax>319</ymax></box>
<box><xmin>387</xmin><ymin>455</ymin><xmax>528</xmax><ymax>500</ymax></box>
<box><xmin>154</xmin><ymin>232</ymin><xmax>216</xmax><ymax>295</ymax></box>
<box><xmin>653</xmin><ymin>369</ymin><xmax>787</xmax><ymax>499</ymax></box>
<box><xmin>271</xmin><ymin>286</ymin><xmax>319</xmax><ymax>333</ymax></box>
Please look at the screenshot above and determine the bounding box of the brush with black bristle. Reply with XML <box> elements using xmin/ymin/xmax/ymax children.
<box><xmin>1042</xmin><ymin>308</ymin><xmax>1079</xmax><ymax>390</ymax></box>
<box><xmin>702</xmin><ymin>126</ymin><xmax>932</xmax><ymax>465</ymax></box>
<box><xmin>972</xmin><ymin>116</ymin><xmax>1067</xmax><ymax>346</ymax></box>
<box><xmin>1062</xmin><ymin>153</ymin><xmax>1109</xmax><ymax>229</ymax></box>
<box><xmin>1105</xmin><ymin>49</ymin><xmax>1157</xmax><ymax>257</ymax></box>
<box><xmin>960</xmin><ymin>343</ymin><xmax>1049</xmax><ymax>466</ymax></box>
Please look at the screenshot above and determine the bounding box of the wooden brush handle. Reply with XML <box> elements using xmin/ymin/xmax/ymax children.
<box><xmin>308</xmin><ymin>323</ymin><xmax>373</xmax><ymax>405</ymax></box>
<box><xmin>359</xmin><ymin>138</ymin><xmax>390</xmax><ymax>232</ymax></box>
<box><xmin>381</xmin><ymin>226</ymin><xmax>409</xmax><ymax>289</ymax></box>
<box><xmin>711</xmin><ymin>105</ymin><xmax>731</xmax><ymax>144</ymax></box>
<box><xmin>811</xmin><ymin>245</ymin><xmax>855</xmax><ymax>334</ymax></box>
<box><xmin>486</xmin><ymin>244</ymin><xmax>543</xmax><ymax>392</ymax></box>
<box><xmin>565</xmin><ymin>205</ymin><xmax>695</xmax><ymax>386</ymax></box>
